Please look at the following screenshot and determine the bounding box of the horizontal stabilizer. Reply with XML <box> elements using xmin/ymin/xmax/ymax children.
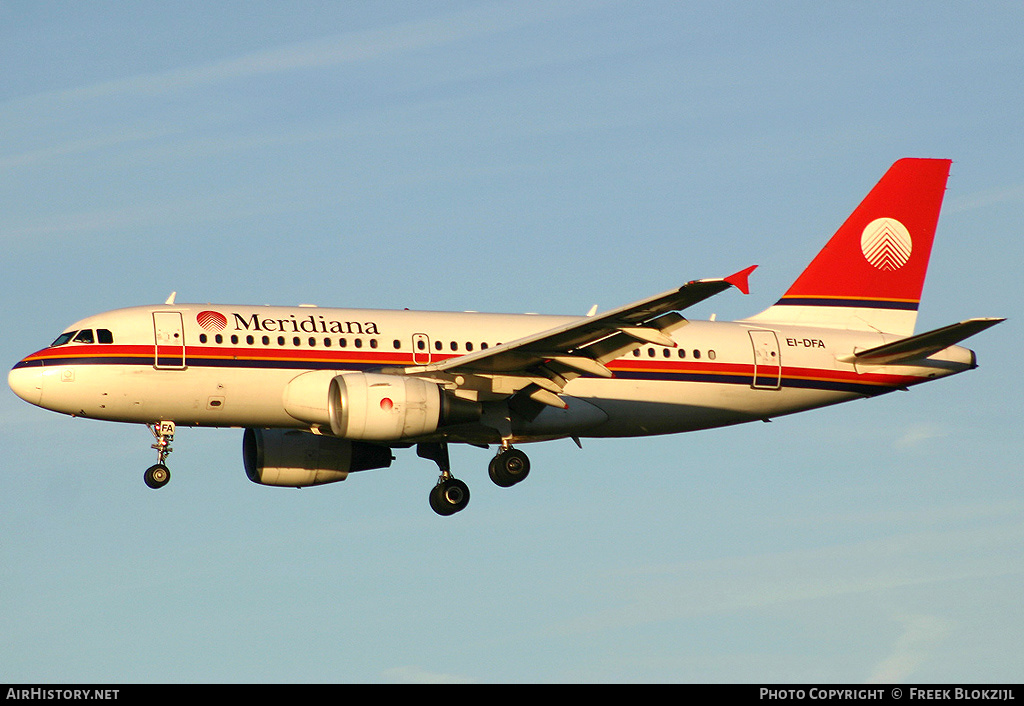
<box><xmin>841</xmin><ymin>317</ymin><xmax>1004</xmax><ymax>365</ymax></box>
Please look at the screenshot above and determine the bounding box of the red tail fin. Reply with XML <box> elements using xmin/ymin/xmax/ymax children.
<box><xmin>747</xmin><ymin>158</ymin><xmax>952</xmax><ymax>335</ymax></box>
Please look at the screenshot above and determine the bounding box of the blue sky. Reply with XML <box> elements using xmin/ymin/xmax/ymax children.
<box><xmin>2</xmin><ymin>1</ymin><xmax>1021</xmax><ymax>683</ymax></box>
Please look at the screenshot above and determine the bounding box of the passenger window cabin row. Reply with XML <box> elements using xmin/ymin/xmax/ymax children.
<box><xmin>196</xmin><ymin>333</ymin><xmax>496</xmax><ymax>352</ymax></box>
<box><xmin>633</xmin><ymin>346</ymin><xmax>716</xmax><ymax>360</ymax></box>
<box><xmin>49</xmin><ymin>328</ymin><xmax>715</xmax><ymax>362</ymax></box>
<box><xmin>195</xmin><ymin>332</ymin><xmax>716</xmax><ymax>361</ymax></box>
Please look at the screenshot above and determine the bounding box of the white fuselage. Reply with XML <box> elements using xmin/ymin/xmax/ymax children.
<box><xmin>9</xmin><ymin>303</ymin><xmax>976</xmax><ymax>445</ymax></box>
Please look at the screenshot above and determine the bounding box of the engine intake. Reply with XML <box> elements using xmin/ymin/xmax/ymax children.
<box><xmin>243</xmin><ymin>427</ymin><xmax>392</xmax><ymax>487</ymax></box>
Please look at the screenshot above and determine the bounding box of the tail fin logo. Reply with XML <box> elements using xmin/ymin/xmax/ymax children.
<box><xmin>861</xmin><ymin>217</ymin><xmax>912</xmax><ymax>271</ymax></box>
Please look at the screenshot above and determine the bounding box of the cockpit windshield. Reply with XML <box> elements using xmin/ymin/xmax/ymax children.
<box><xmin>51</xmin><ymin>331</ymin><xmax>77</xmax><ymax>346</ymax></box>
<box><xmin>49</xmin><ymin>329</ymin><xmax>114</xmax><ymax>347</ymax></box>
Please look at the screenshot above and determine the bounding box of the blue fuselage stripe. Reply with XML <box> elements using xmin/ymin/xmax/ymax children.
<box><xmin>18</xmin><ymin>353</ymin><xmax>891</xmax><ymax>397</ymax></box>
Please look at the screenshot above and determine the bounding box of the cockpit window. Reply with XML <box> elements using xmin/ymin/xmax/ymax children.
<box><xmin>51</xmin><ymin>331</ymin><xmax>77</xmax><ymax>347</ymax></box>
<box><xmin>49</xmin><ymin>328</ymin><xmax>112</xmax><ymax>347</ymax></box>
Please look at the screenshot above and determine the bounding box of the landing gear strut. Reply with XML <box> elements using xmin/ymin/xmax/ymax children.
<box><xmin>417</xmin><ymin>440</ymin><xmax>532</xmax><ymax>516</ymax></box>
<box><xmin>144</xmin><ymin>421</ymin><xmax>175</xmax><ymax>489</ymax></box>
<box><xmin>419</xmin><ymin>442</ymin><xmax>470</xmax><ymax>516</ymax></box>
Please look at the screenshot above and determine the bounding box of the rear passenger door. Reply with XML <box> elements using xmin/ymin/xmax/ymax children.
<box><xmin>749</xmin><ymin>330</ymin><xmax>781</xmax><ymax>389</ymax></box>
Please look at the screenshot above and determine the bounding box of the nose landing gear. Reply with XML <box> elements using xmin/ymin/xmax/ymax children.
<box><xmin>144</xmin><ymin>421</ymin><xmax>175</xmax><ymax>489</ymax></box>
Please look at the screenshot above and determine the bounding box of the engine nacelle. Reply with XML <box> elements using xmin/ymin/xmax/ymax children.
<box><xmin>283</xmin><ymin>371</ymin><xmax>481</xmax><ymax>441</ymax></box>
<box><xmin>242</xmin><ymin>427</ymin><xmax>392</xmax><ymax>487</ymax></box>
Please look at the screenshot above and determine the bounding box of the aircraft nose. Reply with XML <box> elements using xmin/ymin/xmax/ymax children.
<box><xmin>8</xmin><ymin>363</ymin><xmax>43</xmax><ymax>406</ymax></box>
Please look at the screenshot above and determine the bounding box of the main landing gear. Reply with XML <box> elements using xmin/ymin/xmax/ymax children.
<box><xmin>488</xmin><ymin>446</ymin><xmax>531</xmax><ymax>487</ymax></box>
<box><xmin>144</xmin><ymin>421</ymin><xmax>175</xmax><ymax>489</ymax></box>
<box><xmin>418</xmin><ymin>440</ymin><xmax>531</xmax><ymax>516</ymax></box>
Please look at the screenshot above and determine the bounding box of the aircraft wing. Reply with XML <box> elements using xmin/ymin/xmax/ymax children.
<box><xmin>410</xmin><ymin>266</ymin><xmax>756</xmax><ymax>408</ymax></box>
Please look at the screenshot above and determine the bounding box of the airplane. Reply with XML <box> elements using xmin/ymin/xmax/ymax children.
<box><xmin>8</xmin><ymin>158</ymin><xmax>1004</xmax><ymax>516</ymax></box>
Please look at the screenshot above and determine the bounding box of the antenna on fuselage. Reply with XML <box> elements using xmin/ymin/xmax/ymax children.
<box><xmin>165</xmin><ymin>292</ymin><xmax>177</xmax><ymax>305</ymax></box>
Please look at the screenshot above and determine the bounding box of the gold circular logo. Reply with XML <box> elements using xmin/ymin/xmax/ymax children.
<box><xmin>861</xmin><ymin>218</ymin><xmax>912</xmax><ymax>271</ymax></box>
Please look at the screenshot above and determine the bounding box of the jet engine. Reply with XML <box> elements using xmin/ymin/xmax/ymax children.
<box><xmin>242</xmin><ymin>427</ymin><xmax>393</xmax><ymax>487</ymax></box>
<box><xmin>283</xmin><ymin>371</ymin><xmax>481</xmax><ymax>441</ymax></box>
